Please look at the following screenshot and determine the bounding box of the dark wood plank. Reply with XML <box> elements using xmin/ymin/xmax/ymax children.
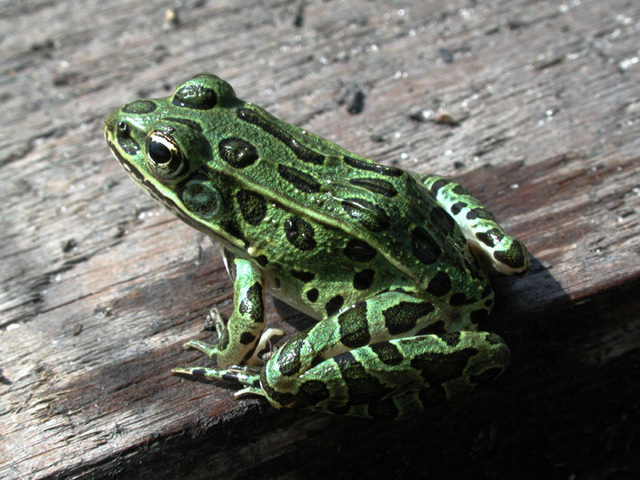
<box><xmin>1</xmin><ymin>0</ymin><xmax>639</xmax><ymax>478</ymax></box>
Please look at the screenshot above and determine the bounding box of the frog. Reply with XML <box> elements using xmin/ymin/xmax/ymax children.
<box><xmin>104</xmin><ymin>73</ymin><xmax>529</xmax><ymax>419</ymax></box>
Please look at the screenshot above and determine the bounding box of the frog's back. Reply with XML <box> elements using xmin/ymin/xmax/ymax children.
<box><xmin>216</xmin><ymin>101</ymin><xmax>484</xmax><ymax>297</ymax></box>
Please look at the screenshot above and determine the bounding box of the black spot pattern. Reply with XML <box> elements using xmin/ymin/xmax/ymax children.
<box><xmin>337</xmin><ymin>302</ymin><xmax>370</xmax><ymax>348</ymax></box>
<box><xmin>343</xmin><ymin>156</ymin><xmax>404</xmax><ymax>177</ymax></box>
<box><xmin>426</xmin><ymin>271</ymin><xmax>452</xmax><ymax>297</ymax></box>
<box><xmin>335</xmin><ymin>352</ymin><xmax>392</xmax><ymax>403</ymax></box>
<box><xmin>341</xmin><ymin>198</ymin><xmax>391</xmax><ymax>232</ymax></box>
<box><xmin>260</xmin><ymin>369</ymin><xmax>296</xmax><ymax>407</ymax></box>
<box><xmin>344</xmin><ymin>239</ymin><xmax>377</xmax><ymax>262</ymax></box>
<box><xmin>370</xmin><ymin>342</ymin><xmax>403</xmax><ymax>366</ymax></box>
<box><xmin>429</xmin><ymin>178</ymin><xmax>451</xmax><ymax>196</ymax></box>
<box><xmin>290</xmin><ymin>270</ymin><xmax>315</xmax><ymax>282</ymax></box>
<box><xmin>325</xmin><ymin>295</ymin><xmax>344</xmax><ymax>317</ymax></box>
<box><xmin>383</xmin><ymin>301</ymin><xmax>435</xmax><ymax>334</ymax></box>
<box><xmin>296</xmin><ymin>380</ymin><xmax>331</xmax><ymax>408</ymax></box>
<box><xmin>476</xmin><ymin>229</ymin><xmax>500</xmax><ymax>248</ymax></box>
<box><xmin>220</xmin><ymin>219</ymin><xmax>248</xmax><ymax>245</ymax></box>
<box><xmin>238</xmin><ymin>283</ymin><xmax>264</xmax><ymax>323</ymax></box>
<box><xmin>276</xmin><ymin>337</ymin><xmax>306</xmax><ymax>377</ymax></box>
<box><xmin>442</xmin><ymin>332</ymin><xmax>462</xmax><ymax>347</ymax></box>
<box><xmin>118</xmin><ymin>134</ymin><xmax>140</xmax><ymax>156</ymax></box>
<box><xmin>277</xmin><ymin>164</ymin><xmax>320</xmax><ymax>193</ymax></box>
<box><xmin>353</xmin><ymin>269</ymin><xmax>374</xmax><ymax>290</ymax></box>
<box><xmin>219</xmin><ymin>137</ymin><xmax>259</xmax><ymax>168</ymax></box>
<box><xmin>237</xmin><ymin>108</ymin><xmax>325</xmax><ymax>165</ymax></box>
<box><xmin>349</xmin><ymin>178</ymin><xmax>398</xmax><ymax>197</ymax></box>
<box><xmin>240</xmin><ymin>331</ymin><xmax>256</xmax><ymax>345</ymax></box>
<box><xmin>452</xmin><ymin>184</ymin><xmax>468</xmax><ymax>196</ymax></box>
<box><xmin>411</xmin><ymin>348</ymin><xmax>477</xmax><ymax>385</ymax></box>
<box><xmin>494</xmin><ymin>239</ymin><xmax>527</xmax><ymax>268</ymax></box>
<box><xmin>449</xmin><ymin>293</ymin><xmax>475</xmax><ymax>306</ymax></box>
<box><xmin>429</xmin><ymin>207</ymin><xmax>456</xmax><ymax>236</ymax></box>
<box><xmin>466</xmin><ymin>208</ymin><xmax>496</xmax><ymax>221</ymax></box>
<box><xmin>122</xmin><ymin>100</ymin><xmax>157</xmax><ymax>114</ymax></box>
<box><xmin>411</xmin><ymin>227</ymin><xmax>442</xmax><ymax>265</ymax></box>
<box><xmin>164</xmin><ymin>117</ymin><xmax>203</xmax><ymax>132</ymax></box>
<box><xmin>416</xmin><ymin>320</ymin><xmax>446</xmax><ymax>335</ymax></box>
<box><xmin>450</xmin><ymin>201</ymin><xmax>467</xmax><ymax>215</ymax></box>
<box><xmin>254</xmin><ymin>255</ymin><xmax>268</xmax><ymax>267</ymax></box>
<box><xmin>237</xmin><ymin>190</ymin><xmax>267</xmax><ymax>226</ymax></box>
<box><xmin>181</xmin><ymin>181</ymin><xmax>220</xmax><ymax>219</ymax></box>
<box><xmin>173</xmin><ymin>83</ymin><xmax>217</xmax><ymax>109</ymax></box>
<box><xmin>306</xmin><ymin>288</ymin><xmax>319</xmax><ymax>303</ymax></box>
<box><xmin>284</xmin><ymin>216</ymin><xmax>316</xmax><ymax>251</ymax></box>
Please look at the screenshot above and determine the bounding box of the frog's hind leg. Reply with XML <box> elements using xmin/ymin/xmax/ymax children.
<box><xmin>258</xmin><ymin>291</ymin><xmax>509</xmax><ymax>417</ymax></box>
<box><xmin>421</xmin><ymin>175</ymin><xmax>529</xmax><ymax>276</ymax></box>
<box><xmin>265</xmin><ymin>330</ymin><xmax>509</xmax><ymax>419</ymax></box>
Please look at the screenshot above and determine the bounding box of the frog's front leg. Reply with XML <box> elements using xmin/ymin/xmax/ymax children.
<box><xmin>422</xmin><ymin>175</ymin><xmax>530</xmax><ymax>276</ymax></box>
<box><xmin>259</xmin><ymin>291</ymin><xmax>509</xmax><ymax>418</ymax></box>
<box><xmin>181</xmin><ymin>255</ymin><xmax>282</xmax><ymax>369</ymax></box>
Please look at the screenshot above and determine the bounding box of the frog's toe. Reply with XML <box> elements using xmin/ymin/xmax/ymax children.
<box><xmin>182</xmin><ymin>339</ymin><xmax>219</xmax><ymax>357</ymax></box>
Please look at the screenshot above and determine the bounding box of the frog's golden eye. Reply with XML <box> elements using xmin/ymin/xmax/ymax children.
<box><xmin>145</xmin><ymin>130</ymin><xmax>186</xmax><ymax>179</ymax></box>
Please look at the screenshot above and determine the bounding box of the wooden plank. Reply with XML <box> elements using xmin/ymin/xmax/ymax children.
<box><xmin>1</xmin><ymin>0</ymin><xmax>639</xmax><ymax>478</ymax></box>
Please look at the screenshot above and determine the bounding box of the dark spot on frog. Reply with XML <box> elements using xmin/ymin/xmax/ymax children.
<box><xmin>370</xmin><ymin>342</ymin><xmax>402</xmax><ymax>366</ymax></box>
<box><xmin>426</xmin><ymin>271</ymin><xmax>452</xmax><ymax>297</ymax></box>
<box><xmin>277</xmin><ymin>164</ymin><xmax>320</xmax><ymax>193</ymax></box>
<box><xmin>290</xmin><ymin>270</ymin><xmax>315</xmax><ymax>283</ymax></box>
<box><xmin>306</xmin><ymin>288</ymin><xmax>319</xmax><ymax>303</ymax></box>
<box><xmin>325</xmin><ymin>295</ymin><xmax>344</xmax><ymax>317</ymax></box>
<box><xmin>284</xmin><ymin>216</ymin><xmax>316</xmax><ymax>251</ymax></box>
<box><xmin>219</xmin><ymin>137</ymin><xmax>259</xmax><ymax>168</ymax></box>
<box><xmin>240</xmin><ymin>332</ymin><xmax>256</xmax><ymax>345</ymax></box>
<box><xmin>383</xmin><ymin>301</ymin><xmax>435</xmax><ymax>334</ymax></box>
<box><xmin>337</xmin><ymin>302</ymin><xmax>370</xmax><ymax>348</ymax></box>
<box><xmin>344</xmin><ymin>239</ymin><xmax>376</xmax><ymax>262</ymax></box>
<box><xmin>237</xmin><ymin>189</ymin><xmax>267</xmax><ymax>225</ymax></box>
<box><xmin>411</xmin><ymin>227</ymin><xmax>442</xmax><ymax>265</ymax></box>
<box><xmin>353</xmin><ymin>269</ymin><xmax>374</xmax><ymax>291</ymax></box>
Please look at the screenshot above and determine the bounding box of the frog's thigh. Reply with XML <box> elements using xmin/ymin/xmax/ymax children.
<box><xmin>215</xmin><ymin>256</ymin><xmax>267</xmax><ymax>368</ymax></box>
<box><xmin>421</xmin><ymin>174</ymin><xmax>529</xmax><ymax>276</ymax></box>
<box><xmin>261</xmin><ymin>292</ymin><xmax>451</xmax><ymax>401</ymax></box>
<box><xmin>267</xmin><ymin>291</ymin><xmax>445</xmax><ymax>375</ymax></box>
<box><xmin>264</xmin><ymin>331</ymin><xmax>510</xmax><ymax>417</ymax></box>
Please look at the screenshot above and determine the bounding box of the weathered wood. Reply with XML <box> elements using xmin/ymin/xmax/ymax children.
<box><xmin>1</xmin><ymin>0</ymin><xmax>639</xmax><ymax>478</ymax></box>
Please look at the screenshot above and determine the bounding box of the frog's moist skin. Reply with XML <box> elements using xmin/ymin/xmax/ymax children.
<box><xmin>104</xmin><ymin>74</ymin><xmax>529</xmax><ymax>419</ymax></box>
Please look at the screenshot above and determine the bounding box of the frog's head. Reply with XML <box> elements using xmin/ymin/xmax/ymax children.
<box><xmin>104</xmin><ymin>73</ymin><xmax>248</xmax><ymax>244</ymax></box>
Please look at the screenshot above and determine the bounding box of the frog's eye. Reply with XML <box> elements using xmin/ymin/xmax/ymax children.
<box><xmin>145</xmin><ymin>131</ymin><xmax>186</xmax><ymax>179</ymax></box>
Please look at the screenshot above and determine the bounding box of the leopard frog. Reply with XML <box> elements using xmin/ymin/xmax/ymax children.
<box><xmin>104</xmin><ymin>74</ymin><xmax>529</xmax><ymax>419</ymax></box>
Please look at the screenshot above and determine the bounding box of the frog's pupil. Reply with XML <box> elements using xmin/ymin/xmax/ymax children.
<box><xmin>149</xmin><ymin>140</ymin><xmax>172</xmax><ymax>164</ymax></box>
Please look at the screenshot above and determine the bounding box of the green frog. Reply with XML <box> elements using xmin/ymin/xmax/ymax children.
<box><xmin>104</xmin><ymin>74</ymin><xmax>529</xmax><ymax>418</ymax></box>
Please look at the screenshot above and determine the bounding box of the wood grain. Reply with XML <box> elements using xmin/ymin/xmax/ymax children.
<box><xmin>1</xmin><ymin>0</ymin><xmax>639</xmax><ymax>478</ymax></box>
